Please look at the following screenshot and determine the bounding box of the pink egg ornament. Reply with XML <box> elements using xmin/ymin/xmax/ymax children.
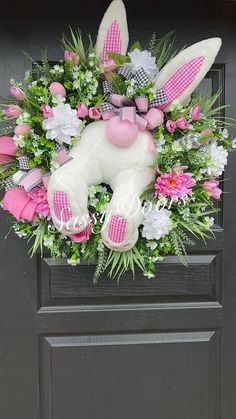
<box><xmin>106</xmin><ymin>116</ymin><xmax>139</xmax><ymax>147</ymax></box>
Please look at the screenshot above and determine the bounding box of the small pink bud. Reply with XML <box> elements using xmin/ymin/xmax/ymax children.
<box><xmin>14</xmin><ymin>124</ymin><xmax>31</xmax><ymax>136</ymax></box>
<box><xmin>190</xmin><ymin>105</ymin><xmax>201</xmax><ymax>121</ymax></box>
<box><xmin>203</xmin><ymin>180</ymin><xmax>222</xmax><ymax>200</ymax></box>
<box><xmin>3</xmin><ymin>105</ymin><xmax>22</xmax><ymax>118</ymax></box>
<box><xmin>49</xmin><ymin>82</ymin><xmax>66</xmax><ymax>97</ymax></box>
<box><xmin>176</xmin><ymin>117</ymin><xmax>190</xmax><ymax>130</ymax></box>
<box><xmin>166</xmin><ymin>120</ymin><xmax>176</xmax><ymax>133</ymax></box>
<box><xmin>41</xmin><ymin>104</ymin><xmax>54</xmax><ymax>118</ymax></box>
<box><xmin>103</xmin><ymin>59</ymin><xmax>117</xmax><ymax>73</ymax></box>
<box><xmin>64</xmin><ymin>50</ymin><xmax>80</xmax><ymax>65</ymax></box>
<box><xmin>77</xmin><ymin>102</ymin><xmax>88</xmax><ymax>118</ymax></box>
<box><xmin>10</xmin><ymin>86</ymin><xmax>25</xmax><ymax>101</ymax></box>
<box><xmin>88</xmin><ymin>107</ymin><xmax>101</xmax><ymax>120</ymax></box>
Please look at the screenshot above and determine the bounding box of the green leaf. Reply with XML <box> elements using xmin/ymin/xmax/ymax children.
<box><xmin>64</xmin><ymin>81</ymin><xmax>73</xmax><ymax>90</ymax></box>
<box><xmin>130</xmin><ymin>41</ymin><xmax>142</xmax><ymax>52</ymax></box>
<box><xmin>108</xmin><ymin>52</ymin><xmax>130</xmax><ymax>65</ymax></box>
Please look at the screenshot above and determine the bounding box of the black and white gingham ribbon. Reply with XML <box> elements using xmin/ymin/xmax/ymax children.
<box><xmin>117</xmin><ymin>66</ymin><xmax>150</xmax><ymax>87</ymax></box>
<box><xmin>17</xmin><ymin>156</ymin><xmax>30</xmax><ymax>171</ymax></box>
<box><xmin>103</xmin><ymin>66</ymin><xmax>168</xmax><ymax>108</ymax></box>
<box><xmin>5</xmin><ymin>177</ymin><xmax>15</xmax><ymax>191</ymax></box>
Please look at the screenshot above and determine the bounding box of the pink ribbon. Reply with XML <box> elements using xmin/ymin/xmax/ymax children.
<box><xmin>0</xmin><ymin>136</ymin><xmax>18</xmax><ymax>165</ymax></box>
<box><xmin>16</xmin><ymin>147</ymin><xmax>72</xmax><ymax>193</ymax></box>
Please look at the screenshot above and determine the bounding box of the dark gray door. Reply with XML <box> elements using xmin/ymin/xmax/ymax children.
<box><xmin>0</xmin><ymin>1</ymin><xmax>236</xmax><ymax>418</ymax></box>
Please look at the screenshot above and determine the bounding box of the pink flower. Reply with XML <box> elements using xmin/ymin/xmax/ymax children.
<box><xmin>103</xmin><ymin>59</ymin><xmax>117</xmax><ymax>72</ymax></box>
<box><xmin>176</xmin><ymin>117</ymin><xmax>190</xmax><ymax>130</ymax></box>
<box><xmin>70</xmin><ymin>222</ymin><xmax>92</xmax><ymax>243</ymax></box>
<box><xmin>64</xmin><ymin>50</ymin><xmax>80</xmax><ymax>65</ymax></box>
<box><xmin>155</xmin><ymin>168</ymin><xmax>196</xmax><ymax>200</ymax></box>
<box><xmin>49</xmin><ymin>82</ymin><xmax>66</xmax><ymax>97</ymax></box>
<box><xmin>190</xmin><ymin>105</ymin><xmax>201</xmax><ymax>121</ymax></box>
<box><xmin>3</xmin><ymin>105</ymin><xmax>22</xmax><ymax>118</ymax></box>
<box><xmin>77</xmin><ymin>102</ymin><xmax>88</xmax><ymax>118</ymax></box>
<box><xmin>203</xmin><ymin>180</ymin><xmax>222</xmax><ymax>200</ymax></box>
<box><xmin>29</xmin><ymin>186</ymin><xmax>51</xmax><ymax>218</ymax></box>
<box><xmin>89</xmin><ymin>107</ymin><xmax>101</xmax><ymax>120</ymax></box>
<box><xmin>14</xmin><ymin>124</ymin><xmax>31</xmax><ymax>136</ymax></box>
<box><xmin>41</xmin><ymin>104</ymin><xmax>54</xmax><ymax>118</ymax></box>
<box><xmin>10</xmin><ymin>86</ymin><xmax>25</xmax><ymax>101</ymax></box>
<box><xmin>166</xmin><ymin>120</ymin><xmax>176</xmax><ymax>133</ymax></box>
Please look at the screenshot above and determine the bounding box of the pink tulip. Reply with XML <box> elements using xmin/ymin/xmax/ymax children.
<box><xmin>89</xmin><ymin>107</ymin><xmax>101</xmax><ymax>120</ymax></box>
<box><xmin>49</xmin><ymin>82</ymin><xmax>66</xmax><ymax>97</ymax></box>
<box><xmin>77</xmin><ymin>102</ymin><xmax>88</xmax><ymax>118</ymax></box>
<box><xmin>64</xmin><ymin>50</ymin><xmax>80</xmax><ymax>65</ymax></box>
<box><xmin>41</xmin><ymin>104</ymin><xmax>54</xmax><ymax>118</ymax></box>
<box><xmin>166</xmin><ymin>120</ymin><xmax>176</xmax><ymax>133</ymax></box>
<box><xmin>190</xmin><ymin>105</ymin><xmax>201</xmax><ymax>121</ymax></box>
<box><xmin>203</xmin><ymin>180</ymin><xmax>222</xmax><ymax>200</ymax></box>
<box><xmin>3</xmin><ymin>105</ymin><xmax>22</xmax><ymax>118</ymax></box>
<box><xmin>10</xmin><ymin>86</ymin><xmax>25</xmax><ymax>101</ymax></box>
<box><xmin>14</xmin><ymin>124</ymin><xmax>31</xmax><ymax>136</ymax></box>
<box><xmin>176</xmin><ymin>117</ymin><xmax>190</xmax><ymax>130</ymax></box>
<box><xmin>103</xmin><ymin>59</ymin><xmax>117</xmax><ymax>72</ymax></box>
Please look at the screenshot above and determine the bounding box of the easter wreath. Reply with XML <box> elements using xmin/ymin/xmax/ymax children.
<box><xmin>0</xmin><ymin>0</ymin><xmax>234</xmax><ymax>281</ymax></box>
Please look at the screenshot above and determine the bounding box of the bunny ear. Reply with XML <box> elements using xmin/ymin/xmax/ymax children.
<box><xmin>155</xmin><ymin>38</ymin><xmax>222</xmax><ymax>112</ymax></box>
<box><xmin>95</xmin><ymin>0</ymin><xmax>129</xmax><ymax>64</ymax></box>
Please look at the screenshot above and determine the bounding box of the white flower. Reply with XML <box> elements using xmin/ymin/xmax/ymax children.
<box><xmin>67</xmin><ymin>258</ymin><xmax>80</xmax><ymax>266</ymax></box>
<box><xmin>52</xmin><ymin>95</ymin><xmax>66</xmax><ymax>105</ymax></box>
<box><xmin>146</xmin><ymin>241</ymin><xmax>158</xmax><ymax>250</ymax></box>
<box><xmin>202</xmin><ymin>142</ymin><xmax>228</xmax><ymax>177</ymax></box>
<box><xmin>43</xmin><ymin>236</ymin><xmax>54</xmax><ymax>247</ymax></box>
<box><xmin>205</xmin><ymin>216</ymin><xmax>215</xmax><ymax>228</ymax></box>
<box><xmin>143</xmin><ymin>272</ymin><xmax>155</xmax><ymax>279</ymax></box>
<box><xmin>232</xmin><ymin>138</ymin><xmax>236</xmax><ymax>149</ymax></box>
<box><xmin>142</xmin><ymin>208</ymin><xmax>173</xmax><ymax>240</ymax></box>
<box><xmin>128</xmin><ymin>49</ymin><xmax>158</xmax><ymax>78</ymax></box>
<box><xmin>42</xmin><ymin>104</ymin><xmax>82</xmax><ymax>145</ymax></box>
<box><xmin>13</xmin><ymin>134</ymin><xmax>25</xmax><ymax>148</ymax></box>
<box><xmin>221</xmin><ymin>128</ymin><xmax>229</xmax><ymax>139</ymax></box>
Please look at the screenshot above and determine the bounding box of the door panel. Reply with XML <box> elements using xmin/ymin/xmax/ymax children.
<box><xmin>41</xmin><ymin>331</ymin><xmax>219</xmax><ymax>419</ymax></box>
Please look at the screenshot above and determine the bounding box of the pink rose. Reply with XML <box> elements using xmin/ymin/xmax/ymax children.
<box><xmin>29</xmin><ymin>186</ymin><xmax>51</xmax><ymax>218</ymax></box>
<box><xmin>77</xmin><ymin>102</ymin><xmax>88</xmax><ymax>118</ymax></box>
<box><xmin>41</xmin><ymin>104</ymin><xmax>54</xmax><ymax>118</ymax></box>
<box><xmin>176</xmin><ymin>117</ymin><xmax>190</xmax><ymax>130</ymax></box>
<box><xmin>89</xmin><ymin>107</ymin><xmax>101</xmax><ymax>120</ymax></box>
<box><xmin>10</xmin><ymin>86</ymin><xmax>25</xmax><ymax>101</ymax></box>
<box><xmin>64</xmin><ymin>50</ymin><xmax>80</xmax><ymax>65</ymax></box>
<box><xmin>203</xmin><ymin>180</ymin><xmax>222</xmax><ymax>200</ymax></box>
<box><xmin>166</xmin><ymin>120</ymin><xmax>176</xmax><ymax>133</ymax></box>
<box><xmin>3</xmin><ymin>105</ymin><xmax>22</xmax><ymax>118</ymax></box>
<box><xmin>14</xmin><ymin>124</ymin><xmax>31</xmax><ymax>136</ymax></box>
<box><xmin>190</xmin><ymin>105</ymin><xmax>201</xmax><ymax>121</ymax></box>
<box><xmin>49</xmin><ymin>82</ymin><xmax>66</xmax><ymax>97</ymax></box>
<box><xmin>70</xmin><ymin>223</ymin><xmax>92</xmax><ymax>243</ymax></box>
<box><xmin>103</xmin><ymin>59</ymin><xmax>117</xmax><ymax>72</ymax></box>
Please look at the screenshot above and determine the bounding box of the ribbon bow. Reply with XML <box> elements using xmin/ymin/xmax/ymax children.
<box><xmin>101</xmin><ymin>66</ymin><xmax>168</xmax><ymax>146</ymax></box>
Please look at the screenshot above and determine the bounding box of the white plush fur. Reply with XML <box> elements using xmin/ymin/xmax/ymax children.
<box><xmin>96</xmin><ymin>0</ymin><xmax>129</xmax><ymax>57</ymax></box>
<box><xmin>48</xmin><ymin>122</ymin><xmax>155</xmax><ymax>250</ymax></box>
<box><xmin>155</xmin><ymin>38</ymin><xmax>222</xmax><ymax>112</ymax></box>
